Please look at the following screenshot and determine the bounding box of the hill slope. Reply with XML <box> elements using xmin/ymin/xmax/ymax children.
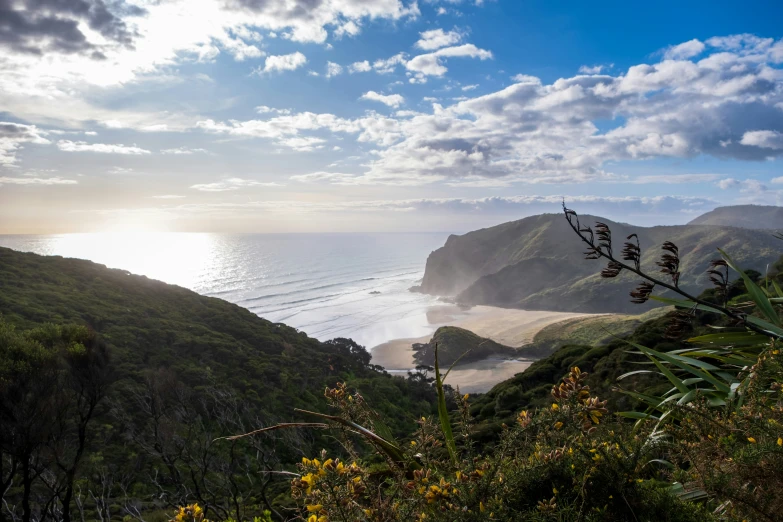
<box><xmin>412</xmin><ymin>326</ymin><xmax>517</xmax><ymax>367</ymax></box>
<box><xmin>688</xmin><ymin>204</ymin><xmax>783</xmax><ymax>229</ymax></box>
<box><xmin>0</xmin><ymin>246</ymin><xmax>432</xmax><ymax>432</ymax></box>
<box><xmin>419</xmin><ymin>212</ymin><xmax>781</xmax><ymax>313</ymax></box>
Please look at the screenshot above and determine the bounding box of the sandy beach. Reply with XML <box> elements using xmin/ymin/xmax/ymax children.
<box><xmin>370</xmin><ymin>305</ymin><xmax>594</xmax><ymax>393</ymax></box>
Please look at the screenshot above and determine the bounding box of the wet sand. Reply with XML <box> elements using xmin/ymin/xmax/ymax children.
<box><xmin>370</xmin><ymin>305</ymin><xmax>595</xmax><ymax>393</ymax></box>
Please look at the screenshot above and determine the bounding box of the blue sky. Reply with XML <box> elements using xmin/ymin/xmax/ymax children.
<box><xmin>0</xmin><ymin>0</ymin><xmax>782</xmax><ymax>233</ymax></box>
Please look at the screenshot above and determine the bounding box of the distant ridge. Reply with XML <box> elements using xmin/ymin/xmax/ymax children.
<box><xmin>419</xmin><ymin>209</ymin><xmax>782</xmax><ymax>314</ymax></box>
<box><xmin>688</xmin><ymin>204</ymin><xmax>783</xmax><ymax>229</ymax></box>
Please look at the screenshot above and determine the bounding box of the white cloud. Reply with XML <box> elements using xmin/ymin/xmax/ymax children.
<box><xmin>406</xmin><ymin>44</ymin><xmax>493</xmax><ymax>76</ymax></box>
<box><xmin>290</xmin><ymin>171</ymin><xmax>362</xmax><ymax>184</ymax></box>
<box><xmin>663</xmin><ymin>39</ymin><xmax>706</xmax><ymax>60</ymax></box>
<box><xmin>740</xmin><ymin>130</ymin><xmax>783</xmax><ymax>150</ymax></box>
<box><xmin>57</xmin><ymin>140</ymin><xmax>150</xmax><ymax>155</ymax></box>
<box><xmin>461</xmin><ymin>84</ymin><xmax>479</xmax><ymax>91</ymax></box>
<box><xmin>373</xmin><ymin>53</ymin><xmax>408</xmax><ymax>74</ymax></box>
<box><xmin>511</xmin><ymin>74</ymin><xmax>542</xmax><ymax>84</ymax></box>
<box><xmin>349</xmin><ymin>60</ymin><xmax>372</xmax><ymax>73</ymax></box>
<box><xmin>152</xmin><ymin>195</ymin><xmax>186</xmax><ymax>199</ymax></box>
<box><xmin>0</xmin><ymin>176</ymin><xmax>77</xmax><ymax>186</ymax></box>
<box><xmin>256</xmin><ymin>52</ymin><xmax>307</xmax><ymax>74</ymax></box>
<box><xmin>0</xmin><ymin>0</ymin><xmax>427</xmax><ymax>133</ymax></box>
<box><xmin>108</xmin><ymin>167</ymin><xmax>134</xmax><ymax>175</ymax></box>
<box><xmin>158</xmin><ymin>194</ymin><xmax>714</xmax><ymax>217</ymax></box>
<box><xmin>716</xmin><ymin>178</ymin><xmax>773</xmax><ymax>204</ymax></box>
<box><xmin>190</xmin><ymin>178</ymin><xmax>284</xmax><ymax>192</ymax></box>
<box><xmin>632</xmin><ymin>174</ymin><xmax>722</xmax><ymax>184</ymax></box>
<box><xmin>326</xmin><ymin>61</ymin><xmax>343</xmax><ymax>78</ymax></box>
<box><xmin>277</xmin><ymin>136</ymin><xmax>327</xmax><ymax>151</ymax></box>
<box><xmin>360</xmin><ymin>91</ymin><xmax>405</xmax><ymax>108</ymax></box>
<box><xmin>578</xmin><ymin>64</ymin><xmax>612</xmax><ymax>74</ymax></box>
<box><xmin>0</xmin><ymin>122</ymin><xmax>51</xmax><ymax>166</ymax></box>
<box><xmin>334</xmin><ymin>20</ymin><xmax>362</xmax><ymax>39</ymax></box>
<box><xmin>415</xmin><ymin>28</ymin><xmax>464</xmax><ymax>50</ymax></box>
<box><xmin>161</xmin><ymin>147</ymin><xmax>209</xmax><ymax>155</ymax></box>
<box><xmin>199</xmin><ymin>34</ymin><xmax>783</xmax><ymax>187</ymax></box>
<box><xmin>256</xmin><ymin>106</ymin><xmax>292</xmax><ymax>115</ymax></box>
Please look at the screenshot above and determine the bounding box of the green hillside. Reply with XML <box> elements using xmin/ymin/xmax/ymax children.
<box><xmin>688</xmin><ymin>204</ymin><xmax>783</xmax><ymax>228</ymax></box>
<box><xmin>0</xmin><ymin>247</ymin><xmax>435</xmax><ymax>521</ymax></box>
<box><xmin>419</xmin><ymin>209</ymin><xmax>781</xmax><ymax>313</ymax></box>
<box><xmin>466</xmin><ymin>270</ymin><xmax>772</xmax><ymax>442</ymax></box>
<box><xmin>412</xmin><ymin>325</ymin><xmax>517</xmax><ymax>367</ymax></box>
<box><xmin>518</xmin><ymin>307</ymin><xmax>671</xmax><ymax>358</ymax></box>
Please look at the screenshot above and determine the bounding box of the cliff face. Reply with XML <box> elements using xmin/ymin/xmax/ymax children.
<box><xmin>420</xmin><ymin>211</ymin><xmax>783</xmax><ymax>314</ymax></box>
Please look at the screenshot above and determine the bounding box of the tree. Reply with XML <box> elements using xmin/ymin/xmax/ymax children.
<box><xmin>0</xmin><ymin>320</ymin><xmax>111</xmax><ymax>522</ymax></box>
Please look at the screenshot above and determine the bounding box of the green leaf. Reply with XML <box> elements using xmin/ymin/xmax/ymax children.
<box><xmin>719</xmin><ymin>248</ymin><xmax>781</xmax><ymax>326</ymax></box>
<box><xmin>772</xmin><ymin>280</ymin><xmax>783</xmax><ymax>298</ymax></box>
<box><xmin>617</xmin><ymin>411</ymin><xmax>659</xmax><ymax>420</ymax></box>
<box><xmin>687</xmin><ymin>332</ymin><xmax>767</xmax><ymax>347</ymax></box>
<box><xmin>743</xmin><ymin>315</ymin><xmax>783</xmax><ymax>337</ymax></box>
<box><xmin>627</xmin><ymin>341</ymin><xmax>732</xmax><ymax>394</ymax></box>
<box><xmin>648</xmin><ymin>355</ymin><xmax>690</xmax><ymax>395</ymax></box>
<box><xmin>433</xmin><ymin>343</ymin><xmax>458</xmax><ymax>466</ymax></box>
<box><xmin>617</xmin><ymin>369</ymin><xmax>655</xmax><ymax>380</ymax></box>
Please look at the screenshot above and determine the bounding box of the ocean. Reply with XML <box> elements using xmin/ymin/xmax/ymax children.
<box><xmin>0</xmin><ymin>232</ymin><xmax>450</xmax><ymax>348</ymax></box>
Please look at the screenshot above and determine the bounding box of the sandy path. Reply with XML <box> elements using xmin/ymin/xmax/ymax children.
<box><xmin>370</xmin><ymin>305</ymin><xmax>596</xmax><ymax>393</ymax></box>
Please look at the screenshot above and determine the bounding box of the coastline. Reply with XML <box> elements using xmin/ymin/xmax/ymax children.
<box><xmin>370</xmin><ymin>305</ymin><xmax>596</xmax><ymax>393</ymax></box>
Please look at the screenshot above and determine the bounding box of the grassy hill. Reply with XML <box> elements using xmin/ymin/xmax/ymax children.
<box><xmin>0</xmin><ymin>246</ymin><xmax>433</xmax><ymax>428</ymax></box>
<box><xmin>518</xmin><ymin>307</ymin><xmax>671</xmax><ymax>358</ymax></box>
<box><xmin>419</xmin><ymin>210</ymin><xmax>781</xmax><ymax>313</ymax></box>
<box><xmin>0</xmin><ymin>246</ymin><xmax>436</xmax><ymax>520</ymax></box>
<box><xmin>688</xmin><ymin>204</ymin><xmax>783</xmax><ymax>229</ymax></box>
<box><xmin>466</xmin><ymin>269</ymin><xmax>772</xmax><ymax>443</ymax></box>
<box><xmin>412</xmin><ymin>325</ymin><xmax>517</xmax><ymax>367</ymax></box>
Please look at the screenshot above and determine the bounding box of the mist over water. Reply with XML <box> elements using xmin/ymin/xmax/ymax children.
<box><xmin>0</xmin><ymin>232</ymin><xmax>449</xmax><ymax>348</ymax></box>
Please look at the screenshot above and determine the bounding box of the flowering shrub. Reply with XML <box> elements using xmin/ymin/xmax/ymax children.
<box><xmin>286</xmin><ymin>369</ymin><xmax>713</xmax><ymax>521</ymax></box>
<box><xmin>672</xmin><ymin>348</ymin><xmax>783</xmax><ymax>521</ymax></box>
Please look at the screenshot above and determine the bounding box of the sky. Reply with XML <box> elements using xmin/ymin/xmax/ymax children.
<box><xmin>0</xmin><ymin>0</ymin><xmax>782</xmax><ymax>234</ymax></box>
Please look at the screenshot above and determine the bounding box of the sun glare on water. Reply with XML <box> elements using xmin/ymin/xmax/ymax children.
<box><xmin>42</xmin><ymin>232</ymin><xmax>219</xmax><ymax>290</ymax></box>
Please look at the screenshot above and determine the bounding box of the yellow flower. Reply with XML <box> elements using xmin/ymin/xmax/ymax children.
<box><xmin>551</xmin><ymin>403</ymin><xmax>559</xmax><ymax>411</ymax></box>
<box><xmin>778</xmin><ymin>437</ymin><xmax>782</xmax><ymax>446</ymax></box>
<box><xmin>307</xmin><ymin>504</ymin><xmax>323</xmax><ymax>513</ymax></box>
<box><xmin>173</xmin><ymin>504</ymin><xmax>205</xmax><ymax>522</ymax></box>
<box><xmin>554</xmin><ymin>421</ymin><xmax>563</xmax><ymax>430</ymax></box>
<box><xmin>411</xmin><ymin>440</ymin><xmax>417</xmax><ymax>446</ymax></box>
<box><xmin>463</xmin><ymin>393</ymin><xmax>469</xmax><ymax>401</ymax></box>
<box><xmin>480</xmin><ymin>501</ymin><xmax>485</xmax><ymax>512</ymax></box>
<box><xmin>748</xmin><ymin>437</ymin><xmax>757</xmax><ymax>444</ymax></box>
<box><xmin>308</xmin><ymin>516</ymin><xmax>317</xmax><ymax>522</ymax></box>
